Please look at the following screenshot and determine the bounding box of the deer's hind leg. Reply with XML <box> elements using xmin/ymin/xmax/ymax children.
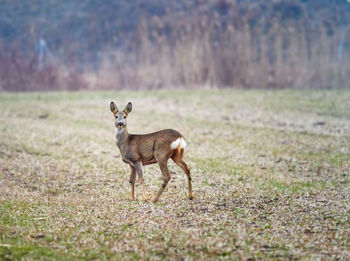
<box><xmin>172</xmin><ymin>150</ymin><xmax>193</xmax><ymax>200</ymax></box>
<box><xmin>152</xmin><ymin>156</ymin><xmax>171</xmax><ymax>203</ymax></box>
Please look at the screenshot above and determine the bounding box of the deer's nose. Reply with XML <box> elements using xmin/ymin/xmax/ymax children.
<box><xmin>117</xmin><ymin>122</ymin><xmax>124</xmax><ymax>127</ymax></box>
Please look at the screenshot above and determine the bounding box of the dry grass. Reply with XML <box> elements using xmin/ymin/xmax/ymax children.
<box><xmin>92</xmin><ymin>16</ymin><xmax>350</xmax><ymax>90</ymax></box>
<box><xmin>0</xmin><ymin>89</ymin><xmax>350</xmax><ymax>260</ymax></box>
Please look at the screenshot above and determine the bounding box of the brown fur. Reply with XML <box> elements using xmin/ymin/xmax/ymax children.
<box><xmin>110</xmin><ymin>102</ymin><xmax>193</xmax><ymax>203</ymax></box>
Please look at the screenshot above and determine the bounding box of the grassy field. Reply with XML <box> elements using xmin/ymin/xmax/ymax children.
<box><xmin>0</xmin><ymin>89</ymin><xmax>350</xmax><ymax>260</ymax></box>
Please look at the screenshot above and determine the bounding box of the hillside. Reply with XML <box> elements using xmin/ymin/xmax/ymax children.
<box><xmin>1</xmin><ymin>0</ymin><xmax>349</xmax><ymax>65</ymax></box>
<box><xmin>1</xmin><ymin>0</ymin><xmax>350</xmax><ymax>90</ymax></box>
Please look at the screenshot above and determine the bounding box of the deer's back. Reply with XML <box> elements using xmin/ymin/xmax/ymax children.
<box><xmin>128</xmin><ymin>129</ymin><xmax>183</xmax><ymax>163</ymax></box>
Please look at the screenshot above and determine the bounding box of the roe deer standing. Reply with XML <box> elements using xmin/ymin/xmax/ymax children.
<box><xmin>110</xmin><ymin>102</ymin><xmax>193</xmax><ymax>203</ymax></box>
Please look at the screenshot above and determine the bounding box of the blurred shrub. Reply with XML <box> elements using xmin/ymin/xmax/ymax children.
<box><xmin>0</xmin><ymin>45</ymin><xmax>89</xmax><ymax>91</ymax></box>
<box><xmin>95</xmin><ymin>10</ymin><xmax>350</xmax><ymax>89</ymax></box>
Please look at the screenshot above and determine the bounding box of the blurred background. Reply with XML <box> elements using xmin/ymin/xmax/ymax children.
<box><xmin>0</xmin><ymin>0</ymin><xmax>350</xmax><ymax>91</ymax></box>
<box><xmin>1</xmin><ymin>2</ymin><xmax>350</xmax><ymax>259</ymax></box>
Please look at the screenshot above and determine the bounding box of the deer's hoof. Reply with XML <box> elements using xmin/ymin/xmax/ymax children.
<box><xmin>188</xmin><ymin>195</ymin><xmax>194</xmax><ymax>200</ymax></box>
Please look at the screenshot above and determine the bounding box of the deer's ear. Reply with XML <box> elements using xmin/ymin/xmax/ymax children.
<box><xmin>110</xmin><ymin>102</ymin><xmax>118</xmax><ymax>114</ymax></box>
<box><xmin>124</xmin><ymin>102</ymin><xmax>132</xmax><ymax>114</ymax></box>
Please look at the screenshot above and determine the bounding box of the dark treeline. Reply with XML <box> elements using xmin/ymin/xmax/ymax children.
<box><xmin>1</xmin><ymin>0</ymin><xmax>350</xmax><ymax>91</ymax></box>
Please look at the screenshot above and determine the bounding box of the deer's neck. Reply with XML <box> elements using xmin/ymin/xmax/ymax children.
<box><xmin>115</xmin><ymin>127</ymin><xmax>129</xmax><ymax>150</ymax></box>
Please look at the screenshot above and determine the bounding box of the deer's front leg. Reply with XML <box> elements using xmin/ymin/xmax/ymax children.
<box><xmin>152</xmin><ymin>157</ymin><xmax>171</xmax><ymax>203</ymax></box>
<box><xmin>129</xmin><ymin>165</ymin><xmax>136</xmax><ymax>200</ymax></box>
<box><xmin>134</xmin><ymin>161</ymin><xmax>147</xmax><ymax>201</ymax></box>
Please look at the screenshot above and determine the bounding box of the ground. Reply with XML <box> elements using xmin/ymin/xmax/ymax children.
<box><xmin>0</xmin><ymin>89</ymin><xmax>349</xmax><ymax>260</ymax></box>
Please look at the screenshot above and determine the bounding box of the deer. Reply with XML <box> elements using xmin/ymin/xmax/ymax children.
<box><xmin>110</xmin><ymin>101</ymin><xmax>193</xmax><ymax>203</ymax></box>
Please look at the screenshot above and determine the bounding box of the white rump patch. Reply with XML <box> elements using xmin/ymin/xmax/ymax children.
<box><xmin>180</xmin><ymin>138</ymin><xmax>187</xmax><ymax>148</ymax></box>
<box><xmin>170</xmin><ymin>137</ymin><xmax>187</xmax><ymax>150</ymax></box>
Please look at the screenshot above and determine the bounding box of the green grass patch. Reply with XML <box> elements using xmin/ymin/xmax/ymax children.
<box><xmin>1</xmin><ymin>89</ymin><xmax>349</xmax><ymax>260</ymax></box>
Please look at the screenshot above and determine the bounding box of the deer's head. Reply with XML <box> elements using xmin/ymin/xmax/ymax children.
<box><xmin>110</xmin><ymin>102</ymin><xmax>132</xmax><ymax>130</ymax></box>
